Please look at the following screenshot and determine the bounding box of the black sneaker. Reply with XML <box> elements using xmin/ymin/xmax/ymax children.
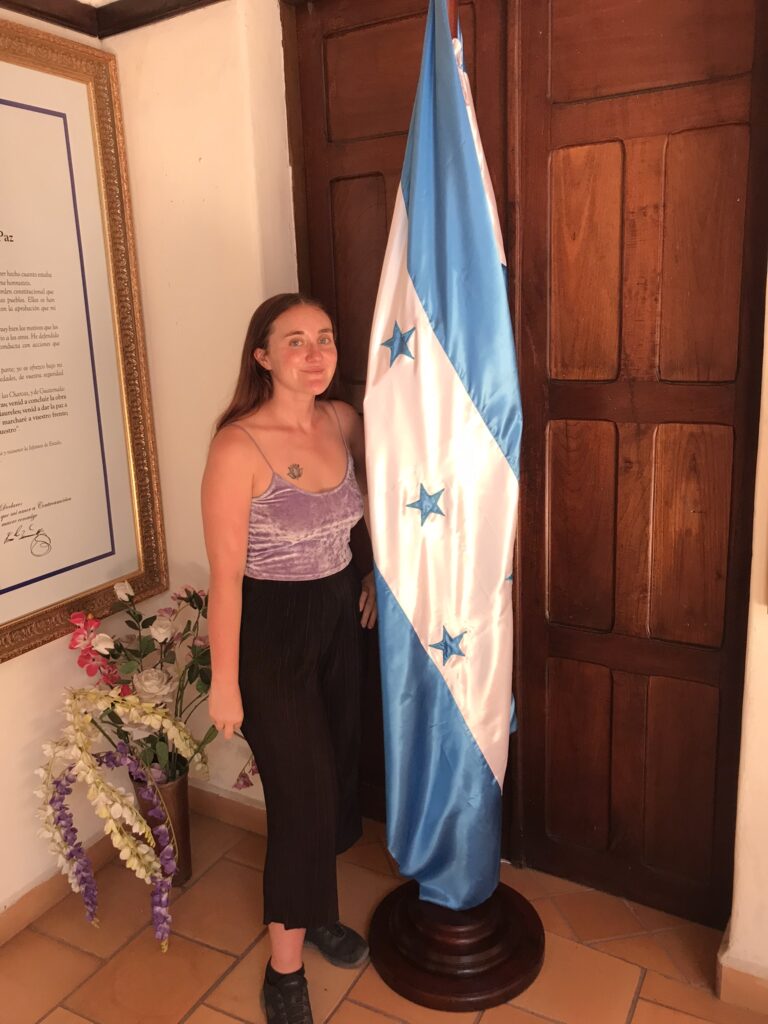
<box><xmin>304</xmin><ymin>922</ymin><xmax>370</xmax><ymax>968</ymax></box>
<box><xmin>262</xmin><ymin>965</ymin><xmax>314</xmax><ymax>1024</ymax></box>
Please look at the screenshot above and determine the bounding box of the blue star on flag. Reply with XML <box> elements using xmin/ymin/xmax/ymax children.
<box><xmin>429</xmin><ymin>627</ymin><xmax>466</xmax><ymax>666</ymax></box>
<box><xmin>406</xmin><ymin>484</ymin><xmax>445</xmax><ymax>526</ymax></box>
<box><xmin>382</xmin><ymin>321</ymin><xmax>415</xmax><ymax>366</ymax></box>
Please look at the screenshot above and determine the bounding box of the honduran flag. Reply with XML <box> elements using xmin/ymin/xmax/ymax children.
<box><xmin>363</xmin><ymin>0</ymin><xmax>523</xmax><ymax>910</ymax></box>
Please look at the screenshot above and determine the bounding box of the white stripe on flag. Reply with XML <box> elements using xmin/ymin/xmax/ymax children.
<box><xmin>365</xmin><ymin>188</ymin><xmax>518</xmax><ymax>787</ymax></box>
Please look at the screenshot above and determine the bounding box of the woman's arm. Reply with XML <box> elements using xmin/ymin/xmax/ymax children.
<box><xmin>332</xmin><ymin>401</ymin><xmax>377</xmax><ymax>628</ymax></box>
<box><xmin>200</xmin><ymin>428</ymin><xmax>254</xmax><ymax>738</ymax></box>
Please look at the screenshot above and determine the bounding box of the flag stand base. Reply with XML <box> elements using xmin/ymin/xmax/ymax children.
<box><xmin>368</xmin><ymin>880</ymin><xmax>545</xmax><ymax>1012</ymax></box>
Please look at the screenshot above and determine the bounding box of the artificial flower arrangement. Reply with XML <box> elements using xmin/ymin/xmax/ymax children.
<box><xmin>35</xmin><ymin>580</ymin><xmax>219</xmax><ymax>949</ymax></box>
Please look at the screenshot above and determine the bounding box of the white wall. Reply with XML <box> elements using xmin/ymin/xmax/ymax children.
<box><xmin>0</xmin><ymin>0</ymin><xmax>296</xmax><ymax>912</ymax></box>
<box><xmin>719</xmin><ymin>282</ymin><xmax>768</xmax><ymax>982</ymax></box>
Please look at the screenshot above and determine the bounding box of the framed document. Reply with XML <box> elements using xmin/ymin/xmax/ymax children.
<box><xmin>0</xmin><ymin>17</ymin><xmax>167</xmax><ymax>661</ymax></box>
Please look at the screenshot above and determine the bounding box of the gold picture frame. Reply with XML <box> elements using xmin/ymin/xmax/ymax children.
<box><xmin>0</xmin><ymin>16</ymin><xmax>167</xmax><ymax>661</ymax></box>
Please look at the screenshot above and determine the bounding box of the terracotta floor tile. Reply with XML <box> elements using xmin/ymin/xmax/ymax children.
<box><xmin>510</xmin><ymin>931</ymin><xmax>641</xmax><ymax>1024</ymax></box>
<box><xmin>553</xmin><ymin>889</ymin><xmax>645</xmax><ymax>941</ymax></box>
<box><xmin>0</xmin><ymin>930</ymin><xmax>99</xmax><ymax>1024</ymax></box>
<box><xmin>33</xmin><ymin>859</ymin><xmax>154</xmax><ymax>957</ymax></box>
<box><xmin>187</xmin><ymin>1007</ymin><xmax>245</xmax><ymax>1023</ymax></box>
<box><xmin>349</xmin><ymin>965</ymin><xmax>479</xmax><ymax>1023</ymax></box>
<box><xmin>337</xmin><ymin>861</ymin><xmax>401</xmax><ymax>938</ymax></box>
<box><xmin>340</xmin><ymin>841</ymin><xmax>397</xmax><ymax>876</ymax></box>
<box><xmin>631</xmin><ymin>1001</ymin><xmax>716</xmax><ymax>1023</ymax></box>
<box><xmin>171</xmin><ymin>858</ymin><xmax>264</xmax><ymax>954</ymax></box>
<box><xmin>481</xmin><ymin>1006</ymin><xmax>561</xmax><ymax>1023</ymax></box>
<box><xmin>654</xmin><ymin>923</ymin><xmax>723</xmax><ymax>988</ymax></box>
<box><xmin>225</xmin><ymin>832</ymin><xmax>268</xmax><ymax>871</ymax></box>
<box><xmin>592</xmin><ymin>934</ymin><xmax>688</xmax><ymax>981</ymax></box>
<box><xmin>184</xmin><ymin>813</ymin><xmax>250</xmax><ymax>886</ymax></box>
<box><xmin>499</xmin><ymin>864</ymin><xmax>548</xmax><ymax>902</ymax></box>
<box><xmin>39</xmin><ymin>1009</ymin><xmax>95</xmax><ymax>1024</ymax></box>
<box><xmin>206</xmin><ymin>931</ymin><xmax>365</xmax><ymax>1024</ymax></box>
<box><xmin>333</xmin><ymin>1000</ymin><xmax>405</xmax><ymax>1022</ymax></box>
<box><xmin>627</xmin><ymin>900</ymin><xmax>694</xmax><ymax>933</ymax></box>
<box><xmin>641</xmin><ymin>970</ymin><xmax>768</xmax><ymax>1024</ymax></box>
<box><xmin>525</xmin><ymin>870</ymin><xmax>591</xmax><ymax>898</ymax></box>
<box><xmin>64</xmin><ymin>926</ymin><xmax>233</xmax><ymax>1024</ymax></box>
<box><xmin>531</xmin><ymin>897</ymin><xmax>577</xmax><ymax>940</ymax></box>
<box><xmin>204</xmin><ymin>933</ymin><xmax>269</xmax><ymax>1024</ymax></box>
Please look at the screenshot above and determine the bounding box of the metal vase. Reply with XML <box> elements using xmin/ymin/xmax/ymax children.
<box><xmin>133</xmin><ymin>769</ymin><xmax>192</xmax><ymax>886</ymax></box>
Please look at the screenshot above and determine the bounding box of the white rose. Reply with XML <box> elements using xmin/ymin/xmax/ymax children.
<box><xmin>132</xmin><ymin>668</ymin><xmax>175</xmax><ymax>704</ymax></box>
<box><xmin>149</xmin><ymin>617</ymin><xmax>174</xmax><ymax>643</ymax></box>
<box><xmin>114</xmin><ymin>580</ymin><xmax>134</xmax><ymax>602</ymax></box>
<box><xmin>91</xmin><ymin>633</ymin><xmax>115</xmax><ymax>655</ymax></box>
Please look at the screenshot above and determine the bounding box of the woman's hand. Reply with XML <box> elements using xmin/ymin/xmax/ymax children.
<box><xmin>359</xmin><ymin>571</ymin><xmax>378</xmax><ymax>629</ymax></box>
<box><xmin>209</xmin><ymin>683</ymin><xmax>244</xmax><ymax>740</ymax></box>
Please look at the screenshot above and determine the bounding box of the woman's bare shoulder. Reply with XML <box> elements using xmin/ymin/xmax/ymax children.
<box><xmin>327</xmin><ymin>399</ymin><xmax>360</xmax><ymax>433</ymax></box>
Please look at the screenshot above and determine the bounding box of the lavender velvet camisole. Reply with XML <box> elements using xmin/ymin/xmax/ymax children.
<box><xmin>234</xmin><ymin>412</ymin><xmax>364</xmax><ymax>582</ymax></box>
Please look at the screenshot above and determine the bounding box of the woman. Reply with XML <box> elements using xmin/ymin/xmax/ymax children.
<box><xmin>201</xmin><ymin>293</ymin><xmax>377</xmax><ymax>1024</ymax></box>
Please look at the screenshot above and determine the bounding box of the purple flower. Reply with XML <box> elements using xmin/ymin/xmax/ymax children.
<box><xmin>48</xmin><ymin>769</ymin><xmax>98</xmax><ymax>924</ymax></box>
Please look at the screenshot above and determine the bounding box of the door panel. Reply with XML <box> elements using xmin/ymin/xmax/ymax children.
<box><xmin>550</xmin><ymin>144</ymin><xmax>623</xmax><ymax>381</ymax></box>
<box><xmin>519</xmin><ymin>0</ymin><xmax>765</xmax><ymax>925</ymax></box>
<box><xmin>550</xmin><ymin>0</ymin><xmax>755</xmax><ymax>101</ymax></box>
<box><xmin>547</xmin><ymin>419</ymin><xmax>617</xmax><ymax>630</ymax></box>
<box><xmin>660</xmin><ymin>127</ymin><xmax>749</xmax><ymax>382</ymax></box>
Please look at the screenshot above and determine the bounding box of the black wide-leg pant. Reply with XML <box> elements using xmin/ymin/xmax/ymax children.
<box><xmin>238</xmin><ymin>562</ymin><xmax>363</xmax><ymax>929</ymax></box>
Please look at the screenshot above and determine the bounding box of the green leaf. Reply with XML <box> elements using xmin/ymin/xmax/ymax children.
<box><xmin>164</xmin><ymin>651</ymin><xmax>176</xmax><ymax>665</ymax></box>
<box><xmin>189</xmin><ymin>591</ymin><xmax>203</xmax><ymax>610</ymax></box>
<box><xmin>195</xmin><ymin>678</ymin><xmax>210</xmax><ymax>695</ymax></box>
<box><xmin>138</xmin><ymin>635</ymin><xmax>155</xmax><ymax>657</ymax></box>
<box><xmin>156</xmin><ymin>741</ymin><xmax>169</xmax><ymax>769</ymax></box>
<box><xmin>106</xmin><ymin>709</ymin><xmax>123</xmax><ymax>726</ymax></box>
<box><xmin>126</xmin><ymin>621</ymin><xmax>140</xmax><ymax>631</ymax></box>
<box><xmin>199</xmin><ymin>667</ymin><xmax>211</xmax><ymax>687</ymax></box>
<box><xmin>188</xmin><ymin>663</ymin><xmax>199</xmax><ymax>684</ymax></box>
<box><xmin>139</xmin><ymin>746</ymin><xmax>155</xmax><ymax>766</ymax></box>
<box><xmin>141</xmin><ymin>615</ymin><xmax>157</xmax><ymax>629</ymax></box>
<box><xmin>119</xmin><ymin>660</ymin><xmax>139</xmax><ymax>675</ymax></box>
<box><xmin>200</xmin><ymin>724</ymin><xmax>218</xmax><ymax>747</ymax></box>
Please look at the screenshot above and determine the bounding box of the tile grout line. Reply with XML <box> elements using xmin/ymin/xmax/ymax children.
<box><xmin>176</xmin><ymin>925</ymin><xmax>269</xmax><ymax>1024</ymax></box>
<box><xmin>319</xmin><ymin>961</ymin><xmax>375</xmax><ymax>1023</ymax></box>
<box><xmin>327</xmin><ymin>995</ymin><xmax>407</xmax><ymax>1023</ymax></box>
<box><xmin>43</xmin><ymin>827</ymin><xmax>255</xmax><ymax>1021</ymax></box>
<box><xmin>624</xmin><ymin>966</ymin><xmax>647</xmax><ymax>1024</ymax></box>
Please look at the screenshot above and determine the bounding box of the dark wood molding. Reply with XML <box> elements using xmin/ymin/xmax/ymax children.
<box><xmin>0</xmin><ymin>0</ymin><xmax>228</xmax><ymax>38</ymax></box>
<box><xmin>97</xmin><ymin>0</ymin><xmax>227</xmax><ymax>38</ymax></box>
<box><xmin>0</xmin><ymin>0</ymin><xmax>98</xmax><ymax>35</ymax></box>
<box><xmin>279</xmin><ymin>2</ymin><xmax>312</xmax><ymax>294</ymax></box>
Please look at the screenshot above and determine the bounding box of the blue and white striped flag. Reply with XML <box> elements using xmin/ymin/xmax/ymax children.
<box><xmin>363</xmin><ymin>0</ymin><xmax>522</xmax><ymax>911</ymax></box>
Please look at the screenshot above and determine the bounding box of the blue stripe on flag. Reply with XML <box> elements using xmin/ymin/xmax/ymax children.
<box><xmin>400</xmin><ymin>0</ymin><xmax>522</xmax><ymax>478</ymax></box>
<box><xmin>374</xmin><ymin>567</ymin><xmax>503</xmax><ymax>909</ymax></box>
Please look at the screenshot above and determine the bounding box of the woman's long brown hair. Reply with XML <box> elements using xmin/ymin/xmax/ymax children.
<box><xmin>215</xmin><ymin>293</ymin><xmax>332</xmax><ymax>433</ymax></box>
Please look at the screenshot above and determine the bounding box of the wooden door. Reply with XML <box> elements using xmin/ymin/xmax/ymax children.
<box><xmin>280</xmin><ymin>0</ymin><xmax>768</xmax><ymax>924</ymax></box>
<box><xmin>281</xmin><ymin>0</ymin><xmax>510</xmax><ymax>821</ymax></box>
<box><xmin>517</xmin><ymin>0</ymin><xmax>767</xmax><ymax>925</ymax></box>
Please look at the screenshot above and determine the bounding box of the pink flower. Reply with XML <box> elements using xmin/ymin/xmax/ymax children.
<box><xmin>68</xmin><ymin>612</ymin><xmax>101</xmax><ymax>650</ymax></box>
<box><xmin>233</xmin><ymin>770</ymin><xmax>253</xmax><ymax>790</ymax></box>
<box><xmin>76</xmin><ymin>646</ymin><xmax>107</xmax><ymax>677</ymax></box>
<box><xmin>118</xmin><ymin>683</ymin><xmax>133</xmax><ymax>697</ymax></box>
